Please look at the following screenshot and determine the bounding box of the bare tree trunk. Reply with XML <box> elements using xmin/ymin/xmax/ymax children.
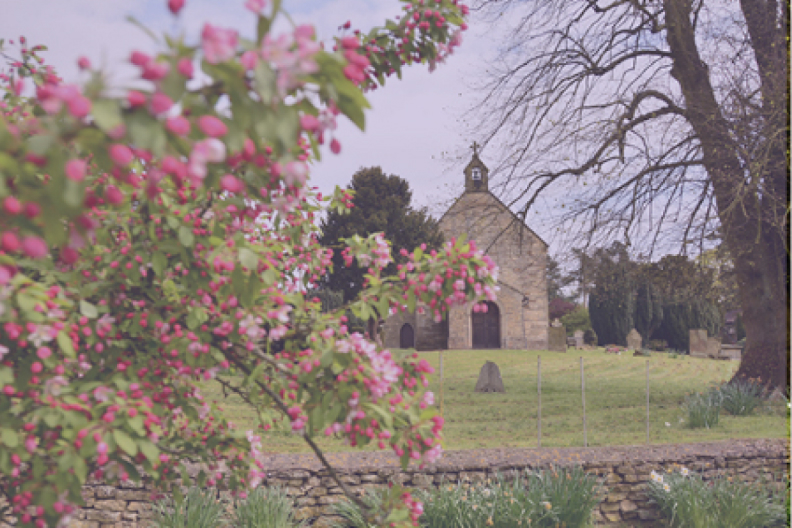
<box><xmin>664</xmin><ymin>0</ymin><xmax>788</xmax><ymax>390</ymax></box>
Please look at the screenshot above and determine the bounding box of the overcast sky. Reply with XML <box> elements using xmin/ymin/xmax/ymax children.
<box><xmin>1</xmin><ymin>0</ymin><xmax>561</xmax><ymax>248</ymax></box>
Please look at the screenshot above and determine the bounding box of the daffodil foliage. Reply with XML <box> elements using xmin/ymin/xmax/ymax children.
<box><xmin>0</xmin><ymin>1</ymin><xmax>494</xmax><ymax>526</ymax></box>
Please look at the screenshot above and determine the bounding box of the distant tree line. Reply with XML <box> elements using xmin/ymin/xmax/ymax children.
<box><xmin>548</xmin><ymin>243</ymin><xmax>737</xmax><ymax>349</ymax></box>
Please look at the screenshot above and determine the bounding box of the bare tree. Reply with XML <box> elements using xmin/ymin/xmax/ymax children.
<box><xmin>470</xmin><ymin>0</ymin><xmax>788</xmax><ymax>389</ymax></box>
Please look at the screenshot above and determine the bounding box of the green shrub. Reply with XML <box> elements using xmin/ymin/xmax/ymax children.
<box><xmin>232</xmin><ymin>487</ymin><xmax>304</xmax><ymax>528</ymax></box>
<box><xmin>331</xmin><ymin>468</ymin><xmax>601</xmax><ymax>528</ymax></box>
<box><xmin>329</xmin><ymin>488</ymin><xmax>386</xmax><ymax>528</ymax></box>
<box><xmin>683</xmin><ymin>391</ymin><xmax>721</xmax><ymax>428</ymax></box>
<box><xmin>647</xmin><ymin>468</ymin><xmax>787</xmax><ymax>527</ymax></box>
<box><xmin>416</xmin><ymin>467</ymin><xmax>600</xmax><ymax>528</ymax></box>
<box><xmin>561</xmin><ymin>305</ymin><xmax>591</xmax><ymax>336</ymax></box>
<box><xmin>152</xmin><ymin>488</ymin><xmax>225</xmax><ymax>528</ymax></box>
<box><xmin>583</xmin><ymin>328</ymin><xmax>597</xmax><ymax>346</ymax></box>
<box><xmin>647</xmin><ymin>339</ymin><xmax>667</xmax><ymax>351</ymax></box>
<box><xmin>718</xmin><ymin>379</ymin><xmax>766</xmax><ymax>416</ymax></box>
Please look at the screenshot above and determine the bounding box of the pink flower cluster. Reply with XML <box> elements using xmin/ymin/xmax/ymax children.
<box><xmin>260</xmin><ymin>25</ymin><xmax>321</xmax><ymax>98</ymax></box>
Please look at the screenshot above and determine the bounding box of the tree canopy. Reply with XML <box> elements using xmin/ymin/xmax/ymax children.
<box><xmin>0</xmin><ymin>2</ymin><xmax>482</xmax><ymax>526</ymax></box>
<box><xmin>472</xmin><ymin>0</ymin><xmax>788</xmax><ymax>389</ymax></box>
<box><xmin>318</xmin><ymin>167</ymin><xmax>444</xmax><ymax>303</ymax></box>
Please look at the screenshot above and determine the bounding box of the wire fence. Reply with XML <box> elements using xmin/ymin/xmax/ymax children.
<box><xmin>425</xmin><ymin>349</ymin><xmax>782</xmax><ymax>450</ymax></box>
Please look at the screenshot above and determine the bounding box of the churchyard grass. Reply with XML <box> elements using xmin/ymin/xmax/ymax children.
<box><xmin>199</xmin><ymin>349</ymin><xmax>788</xmax><ymax>453</ymax></box>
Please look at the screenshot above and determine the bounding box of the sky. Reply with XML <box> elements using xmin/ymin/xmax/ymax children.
<box><xmin>1</xmin><ymin>0</ymin><xmax>551</xmax><ymax>234</ymax></box>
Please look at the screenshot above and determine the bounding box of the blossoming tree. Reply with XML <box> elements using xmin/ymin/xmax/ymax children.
<box><xmin>0</xmin><ymin>0</ymin><xmax>497</xmax><ymax>527</ymax></box>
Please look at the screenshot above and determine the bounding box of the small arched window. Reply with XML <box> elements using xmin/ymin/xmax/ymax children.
<box><xmin>471</xmin><ymin>167</ymin><xmax>482</xmax><ymax>180</ymax></box>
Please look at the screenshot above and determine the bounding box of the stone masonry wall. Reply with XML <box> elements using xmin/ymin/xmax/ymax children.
<box><xmin>3</xmin><ymin>439</ymin><xmax>783</xmax><ymax>528</ymax></box>
<box><xmin>440</xmin><ymin>191</ymin><xmax>548</xmax><ymax>350</ymax></box>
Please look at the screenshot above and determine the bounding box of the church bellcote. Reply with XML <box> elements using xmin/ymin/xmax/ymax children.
<box><xmin>464</xmin><ymin>142</ymin><xmax>489</xmax><ymax>193</ymax></box>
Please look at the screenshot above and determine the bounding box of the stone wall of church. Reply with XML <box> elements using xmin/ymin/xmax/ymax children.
<box><xmin>439</xmin><ymin>192</ymin><xmax>548</xmax><ymax>350</ymax></box>
<box><xmin>383</xmin><ymin>310</ymin><xmax>447</xmax><ymax>351</ymax></box>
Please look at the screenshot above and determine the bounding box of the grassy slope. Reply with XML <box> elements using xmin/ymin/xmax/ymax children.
<box><xmin>199</xmin><ymin>349</ymin><xmax>787</xmax><ymax>453</ymax></box>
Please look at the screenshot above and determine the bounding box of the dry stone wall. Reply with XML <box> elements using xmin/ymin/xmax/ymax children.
<box><xmin>3</xmin><ymin>439</ymin><xmax>787</xmax><ymax>528</ymax></box>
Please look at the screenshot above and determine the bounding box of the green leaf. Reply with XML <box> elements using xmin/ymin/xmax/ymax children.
<box><xmin>152</xmin><ymin>252</ymin><xmax>167</xmax><ymax>277</ymax></box>
<box><xmin>125</xmin><ymin>15</ymin><xmax>160</xmax><ymax>43</ymax></box>
<box><xmin>91</xmin><ymin>100</ymin><xmax>123</xmax><ymax>133</ymax></box>
<box><xmin>79</xmin><ymin>300</ymin><xmax>98</xmax><ymax>318</ymax></box>
<box><xmin>17</xmin><ymin>293</ymin><xmax>37</xmax><ymax>314</ymax></box>
<box><xmin>320</xmin><ymin>348</ymin><xmax>334</xmax><ymax>368</ymax></box>
<box><xmin>239</xmin><ymin>248</ymin><xmax>259</xmax><ymax>270</ymax></box>
<box><xmin>178</xmin><ymin>226</ymin><xmax>195</xmax><ymax>247</ymax></box>
<box><xmin>0</xmin><ymin>366</ymin><xmax>12</xmax><ymax>386</ymax></box>
<box><xmin>26</xmin><ymin>134</ymin><xmax>54</xmax><ymax>155</ymax></box>
<box><xmin>139</xmin><ymin>440</ymin><xmax>158</xmax><ymax>463</ymax></box>
<box><xmin>244</xmin><ymin>362</ymin><xmax>267</xmax><ymax>388</ymax></box>
<box><xmin>56</xmin><ymin>331</ymin><xmax>76</xmax><ymax>359</ymax></box>
<box><xmin>1</xmin><ymin>429</ymin><xmax>18</xmax><ymax>448</ymax></box>
<box><xmin>73</xmin><ymin>457</ymin><xmax>88</xmax><ymax>482</ymax></box>
<box><xmin>113</xmin><ymin>429</ymin><xmax>138</xmax><ymax>456</ymax></box>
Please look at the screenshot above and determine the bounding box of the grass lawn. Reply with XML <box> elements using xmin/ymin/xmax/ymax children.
<box><xmin>199</xmin><ymin>348</ymin><xmax>788</xmax><ymax>453</ymax></box>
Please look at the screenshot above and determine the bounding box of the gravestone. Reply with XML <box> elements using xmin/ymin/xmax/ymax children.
<box><xmin>548</xmin><ymin>326</ymin><xmax>567</xmax><ymax>352</ymax></box>
<box><xmin>474</xmin><ymin>361</ymin><xmax>505</xmax><ymax>393</ymax></box>
<box><xmin>574</xmin><ymin>330</ymin><xmax>584</xmax><ymax>348</ymax></box>
<box><xmin>626</xmin><ymin>328</ymin><xmax>642</xmax><ymax>351</ymax></box>
<box><xmin>689</xmin><ymin>329</ymin><xmax>708</xmax><ymax>357</ymax></box>
<box><xmin>720</xmin><ymin>344</ymin><xmax>742</xmax><ymax>361</ymax></box>
<box><xmin>706</xmin><ymin>337</ymin><xmax>722</xmax><ymax>358</ymax></box>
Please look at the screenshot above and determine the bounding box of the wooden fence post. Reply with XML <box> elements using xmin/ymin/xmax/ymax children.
<box><xmin>537</xmin><ymin>355</ymin><xmax>542</xmax><ymax>448</ymax></box>
<box><xmin>581</xmin><ymin>356</ymin><xmax>587</xmax><ymax>447</ymax></box>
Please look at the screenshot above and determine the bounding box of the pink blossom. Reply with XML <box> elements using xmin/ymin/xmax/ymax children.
<box><xmin>283</xmin><ymin>161</ymin><xmax>308</xmax><ymax>187</ymax></box>
<box><xmin>177</xmin><ymin>58</ymin><xmax>194</xmax><ymax>78</ymax></box>
<box><xmin>300</xmin><ymin>114</ymin><xmax>319</xmax><ymax>131</ymax></box>
<box><xmin>105</xmin><ymin>185</ymin><xmax>124</xmax><ymax>205</ymax></box>
<box><xmin>188</xmin><ymin>138</ymin><xmax>226</xmax><ymax>182</ymax></box>
<box><xmin>65</xmin><ymin>159</ymin><xmax>87</xmax><ymax>182</ymax></box>
<box><xmin>165</xmin><ymin>116</ymin><xmax>190</xmax><ymax>136</ymax></box>
<box><xmin>168</xmin><ymin>0</ymin><xmax>185</xmax><ymax>14</ymax></box>
<box><xmin>330</xmin><ymin>138</ymin><xmax>341</xmax><ymax>154</ymax></box>
<box><xmin>201</xmin><ymin>24</ymin><xmax>238</xmax><ymax>64</ymax></box>
<box><xmin>130</xmin><ymin>51</ymin><xmax>151</xmax><ymax>66</ymax></box>
<box><xmin>245</xmin><ymin>0</ymin><xmax>267</xmax><ymax>13</ymax></box>
<box><xmin>220</xmin><ymin>174</ymin><xmax>244</xmax><ymax>193</ymax></box>
<box><xmin>143</xmin><ymin>61</ymin><xmax>170</xmax><ymax>80</ymax></box>
<box><xmin>0</xmin><ymin>231</ymin><xmax>15</xmax><ymax>252</ymax></box>
<box><xmin>3</xmin><ymin>197</ymin><xmax>21</xmax><ymax>215</ymax></box>
<box><xmin>67</xmin><ymin>95</ymin><xmax>91</xmax><ymax>118</ymax></box>
<box><xmin>25</xmin><ymin>435</ymin><xmax>37</xmax><ymax>453</ymax></box>
<box><xmin>77</xmin><ymin>56</ymin><xmax>91</xmax><ymax>70</ymax></box>
<box><xmin>127</xmin><ymin>91</ymin><xmax>146</xmax><ymax>107</ymax></box>
<box><xmin>240</xmin><ymin>51</ymin><xmax>258</xmax><ymax>70</ymax></box>
<box><xmin>21</xmin><ymin>237</ymin><xmax>48</xmax><ymax>259</ymax></box>
<box><xmin>150</xmin><ymin>92</ymin><xmax>173</xmax><ymax>115</ymax></box>
<box><xmin>340</xmin><ymin>36</ymin><xmax>360</xmax><ymax>49</ymax></box>
<box><xmin>198</xmin><ymin>115</ymin><xmax>228</xmax><ymax>137</ymax></box>
<box><xmin>109</xmin><ymin>144</ymin><xmax>133</xmax><ymax>166</ymax></box>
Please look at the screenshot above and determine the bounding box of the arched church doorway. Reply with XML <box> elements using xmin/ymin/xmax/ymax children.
<box><xmin>472</xmin><ymin>302</ymin><xmax>500</xmax><ymax>349</ymax></box>
<box><xmin>399</xmin><ymin>324</ymin><xmax>415</xmax><ymax>349</ymax></box>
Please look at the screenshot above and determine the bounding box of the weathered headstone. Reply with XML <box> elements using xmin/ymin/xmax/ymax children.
<box><xmin>474</xmin><ymin>361</ymin><xmax>505</xmax><ymax>393</ymax></box>
<box><xmin>706</xmin><ymin>337</ymin><xmax>722</xmax><ymax>358</ymax></box>
<box><xmin>574</xmin><ymin>330</ymin><xmax>584</xmax><ymax>348</ymax></box>
<box><xmin>626</xmin><ymin>328</ymin><xmax>642</xmax><ymax>351</ymax></box>
<box><xmin>689</xmin><ymin>329</ymin><xmax>708</xmax><ymax>357</ymax></box>
<box><xmin>720</xmin><ymin>344</ymin><xmax>742</xmax><ymax>361</ymax></box>
<box><xmin>548</xmin><ymin>326</ymin><xmax>567</xmax><ymax>352</ymax></box>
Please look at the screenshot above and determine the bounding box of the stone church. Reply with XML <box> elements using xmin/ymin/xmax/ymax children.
<box><xmin>383</xmin><ymin>150</ymin><xmax>549</xmax><ymax>350</ymax></box>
